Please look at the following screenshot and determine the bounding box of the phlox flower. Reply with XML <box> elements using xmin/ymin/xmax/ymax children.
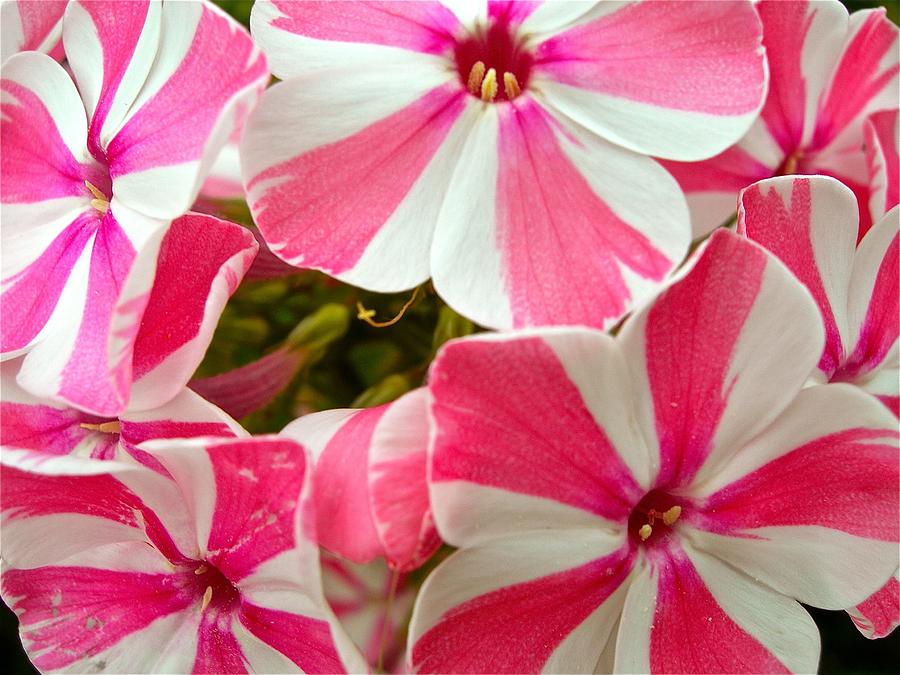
<box><xmin>409</xmin><ymin>230</ymin><xmax>899</xmax><ymax>673</ymax></box>
<box><xmin>737</xmin><ymin>174</ymin><xmax>899</xmax><ymax>638</ymax></box>
<box><xmin>242</xmin><ymin>0</ymin><xmax>767</xmax><ymax>330</ymax></box>
<box><xmin>1</xmin><ymin>0</ymin><xmax>268</xmax><ymax>416</ymax></box>
<box><xmin>0</xmin><ymin>436</ymin><xmax>366</xmax><ymax>673</ymax></box>
<box><xmin>662</xmin><ymin>0</ymin><xmax>899</xmax><ymax>237</ymax></box>
<box><xmin>0</xmin><ymin>357</ymin><xmax>242</xmax><ymax>464</ymax></box>
<box><xmin>0</xmin><ymin>0</ymin><xmax>67</xmax><ymax>63</ymax></box>
<box><xmin>282</xmin><ymin>388</ymin><xmax>441</xmax><ymax>573</ymax></box>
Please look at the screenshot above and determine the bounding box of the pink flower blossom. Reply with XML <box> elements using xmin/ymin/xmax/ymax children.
<box><xmin>0</xmin><ymin>0</ymin><xmax>267</xmax><ymax>416</ymax></box>
<box><xmin>242</xmin><ymin>0</ymin><xmax>767</xmax><ymax>330</ymax></box>
<box><xmin>662</xmin><ymin>0</ymin><xmax>899</xmax><ymax>237</ymax></box>
<box><xmin>409</xmin><ymin>230</ymin><xmax>899</xmax><ymax>672</ymax></box>
<box><xmin>0</xmin><ymin>436</ymin><xmax>365</xmax><ymax>672</ymax></box>
<box><xmin>737</xmin><ymin>174</ymin><xmax>899</xmax><ymax>639</ymax></box>
<box><xmin>0</xmin><ymin>0</ymin><xmax>67</xmax><ymax>63</ymax></box>
<box><xmin>282</xmin><ymin>388</ymin><xmax>441</xmax><ymax>573</ymax></box>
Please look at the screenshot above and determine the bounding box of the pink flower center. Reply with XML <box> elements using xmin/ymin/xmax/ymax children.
<box><xmin>628</xmin><ymin>490</ymin><xmax>684</xmax><ymax>547</ymax></box>
<box><xmin>453</xmin><ymin>18</ymin><xmax>533</xmax><ymax>102</ymax></box>
<box><xmin>188</xmin><ymin>561</ymin><xmax>240</xmax><ymax>613</ymax></box>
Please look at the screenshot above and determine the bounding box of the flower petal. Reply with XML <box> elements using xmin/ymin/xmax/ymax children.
<box><xmin>243</xmin><ymin>74</ymin><xmax>468</xmax><ymax>292</ymax></box>
<box><xmin>127</xmin><ymin>213</ymin><xmax>258</xmax><ymax>412</ymax></box>
<box><xmin>1</xmin><ymin>565</ymin><xmax>200</xmax><ymax>673</ymax></box>
<box><xmin>811</xmin><ymin>8</ymin><xmax>899</xmax><ymax>162</ymax></box>
<box><xmin>249</xmin><ymin>0</ymin><xmax>461</xmax><ymax>78</ymax></box>
<box><xmin>431</xmin><ymin>98</ymin><xmax>688</xmax><ymax>330</ymax></box>
<box><xmin>409</xmin><ymin>530</ymin><xmax>633</xmax><ymax>674</ymax></box>
<box><xmin>533</xmin><ymin>0</ymin><xmax>766</xmax><ymax>160</ymax></box>
<box><xmin>0</xmin><ymin>450</ymin><xmax>195</xmax><ymax>571</ymax></box>
<box><xmin>614</xmin><ymin>543</ymin><xmax>819</xmax><ymax>673</ymax></box>
<box><xmin>618</xmin><ymin>229</ymin><xmax>824</xmax><ymax>489</ymax></box>
<box><xmin>738</xmin><ymin>175</ymin><xmax>857</xmax><ymax>377</ymax></box>
<box><xmin>687</xmin><ymin>383</ymin><xmax>899</xmax><ymax>610</ymax></box>
<box><xmin>368</xmin><ymin>388</ymin><xmax>440</xmax><ymax>571</ymax></box>
<box><xmin>0</xmin><ymin>0</ymin><xmax>67</xmax><ymax>63</ymax></box>
<box><xmin>429</xmin><ymin>329</ymin><xmax>648</xmax><ymax>547</ymax></box>
<box><xmin>281</xmin><ymin>407</ymin><xmax>385</xmax><ymax>564</ymax></box>
<box><xmin>63</xmin><ymin>0</ymin><xmax>161</xmax><ymax>158</ymax></box>
<box><xmin>840</xmin><ymin>207</ymin><xmax>899</xmax><ymax>401</ymax></box>
<box><xmin>865</xmin><ymin>109</ymin><xmax>900</xmax><ymax>224</ymax></box>
<box><xmin>848</xmin><ymin>571</ymin><xmax>900</xmax><ymax>639</ymax></box>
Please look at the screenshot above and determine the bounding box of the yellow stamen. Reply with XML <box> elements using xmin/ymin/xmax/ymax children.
<box><xmin>480</xmin><ymin>67</ymin><xmax>498</xmax><ymax>102</ymax></box>
<box><xmin>79</xmin><ymin>420</ymin><xmax>121</xmax><ymax>434</ymax></box>
<box><xmin>503</xmin><ymin>71</ymin><xmax>521</xmax><ymax>100</ymax></box>
<box><xmin>194</xmin><ymin>565</ymin><xmax>208</xmax><ymax>575</ymax></box>
<box><xmin>85</xmin><ymin>180</ymin><xmax>110</xmax><ymax>214</ymax></box>
<box><xmin>200</xmin><ymin>585</ymin><xmax>213</xmax><ymax>612</ymax></box>
<box><xmin>662</xmin><ymin>505</ymin><xmax>682</xmax><ymax>526</ymax></box>
<box><xmin>467</xmin><ymin>61</ymin><xmax>486</xmax><ymax>95</ymax></box>
<box><xmin>782</xmin><ymin>151</ymin><xmax>800</xmax><ymax>175</ymax></box>
<box><xmin>356</xmin><ymin>286</ymin><xmax>421</xmax><ymax>328</ymax></box>
<box><xmin>638</xmin><ymin>523</ymin><xmax>653</xmax><ymax>541</ymax></box>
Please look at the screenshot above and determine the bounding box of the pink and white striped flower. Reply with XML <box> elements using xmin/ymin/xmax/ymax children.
<box><xmin>738</xmin><ymin>175</ymin><xmax>899</xmax><ymax>640</ymax></box>
<box><xmin>865</xmin><ymin>108</ymin><xmax>900</xmax><ymax>224</ymax></box>
<box><xmin>0</xmin><ymin>0</ymin><xmax>67</xmax><ymax>63</ymax></box>
<box><xmin>242</xmin><ymin>0</ymin><xmax>766</xmax><ymax>330</ymax></box>
<box><xmin>282</xmin><ymin>388</ymin><xmax>441</xmax><ymax>573</ymax></box>
<box><xmin>409</xmin><ymin>230</ymin><xmax>899</xmax><ymax>672</ymax></box>
<box><xmin>1</xmin><ymin>0</ymin><xmax>268</xmax><ymax>415</ymax></box>
<box><xmin>1</xmin><ymin>357</ymin><xmax>243</xmax><ymax>466</ymax></box>
<box><xmin>663</xmin><ymin>0</ymin><xmax>899</xmax><ymax>238</ymax></box>
<box><xmin>1</xmin><ymin>436</ymin><xmax>366</xmax><ymax>673</ymax></box>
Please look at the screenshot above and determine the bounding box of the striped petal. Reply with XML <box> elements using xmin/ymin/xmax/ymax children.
<box><xmin>429</xmin><ymin>328</ymin><xmax>650</xmax><ymax>547</ymax></box>
<box><xmin>849</xmin><ymin>572</ymin><xmax>900</xmax><ymax>639</ymax></box>
<box><xmin>738</xmin><ymin>176</ymin><xmax>857</xmax><ymax>378</ymax></box>
<box><xmin>127</xmin><ymin>213</ymin><xmax>258</xmax><ymax>412</ymax></box>
<box><xmin>615</xmin><ymin>542</ymin><xmax>819</xmax><ymax>674</ymax></box>
<box><xmin>687</xmin><ymin>384</ymin><xmax>899</xmax><ymax>611</ymax></box>
<box><xmin>249</xmin><ymin>0</ymin><xmax>462</xmax><ymax>78</ymax></box>
<box><xmin>865</xmin><ymin>109</ymin><xmax>900</xmax><ymax>224</ymax></box>
<box><xmin>431</xmin><ymin>98</ymin><xmax>689</xmax><ymax>330</ymax></box>
<box><xmin>0</xmin><ymin>0</ymin><xmax>67</xmax><ymax>63</ymax></box>
<box><xmin>841</xmin><ymin>207</ymin><xmax>899</xmax><ymax>415</ymax></box>
<box><xmin>532</xmin><ymin>0</ymin><xmax>767</xmax><ymax>161</ymax></box>
<box><xmin>618</xmin><ymin>229</ymin><xmax>824</xmax><ymax>489</ymax></box>
<box><xmin>409</xmin><ymin>530</ymin><xmax>634</xmax><ymax>673</ymax></box>
<box><xmin>242</xmin><ymin>71</ymin><xmax>468</xmax><ymax>293</ymax></box>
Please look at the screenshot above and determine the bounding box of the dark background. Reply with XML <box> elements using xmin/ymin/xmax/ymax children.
<box><xmin>2</xmin><ymin>0</ymin><xmax>899</xmax><ymax>673</ymax></box>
